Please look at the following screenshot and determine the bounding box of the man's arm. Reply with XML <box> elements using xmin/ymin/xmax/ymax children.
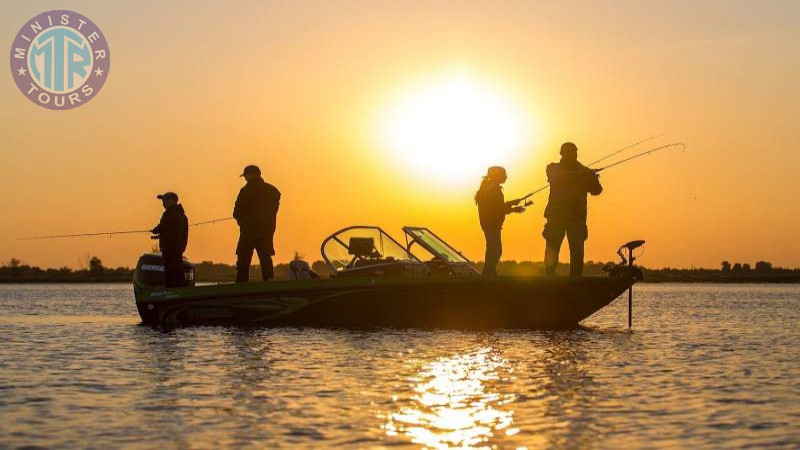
<box><xmin>152</xmin><ymin>212</ymin><xmax>168</xmax><ymax>234</ymax></box>
<box><xmin>179</xmin><ymin>215</ymin><xmax>189</xmax><ymax>253</ymax></box>
<box><xmin>546</xmin><ymin>164</ymin><xmax>558</xmax><ymax>184</ymax></box>
<box><xmin>587</xmin><ymin>171</ymin><xmax>603</xmax><ymax>196</ymax></box>
<box><xmin>232</xmin><ymin>189</ymin><xmax>245</xmax><ymax>225</ymax></box>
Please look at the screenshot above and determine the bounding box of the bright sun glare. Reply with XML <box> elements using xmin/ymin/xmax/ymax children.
<box><xmin>378</xmin><ymin>73</ymin><xmax>530</xmax><ymax>184</ymax></box>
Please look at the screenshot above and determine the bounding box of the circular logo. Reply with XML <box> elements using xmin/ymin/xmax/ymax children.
<box><xmin>9</xmin><ymin>10</ymin><xmax>110</xmax><ymax>110</ymax></box>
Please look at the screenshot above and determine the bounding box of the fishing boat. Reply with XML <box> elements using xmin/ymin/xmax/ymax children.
<box><xmin>133</xmin><ymin>226</ymin><xmax>644</xmax><ymax>329</ymax></box>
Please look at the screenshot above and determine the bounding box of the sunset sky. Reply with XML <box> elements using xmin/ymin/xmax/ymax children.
<box><xmin>2</xmin><ymin>0</ymin><xmax>798</xmax><ymax>269</ymax></box>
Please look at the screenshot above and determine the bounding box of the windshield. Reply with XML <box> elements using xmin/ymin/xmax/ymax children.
<box><xmin>403</xmin><ymin>227</ymin><xmax>471</xmax><ymax>263</ymax></box>
<box><xmin>321</xmin><ymin>226</ymin><xmax>419</xmax><ymax>272</ymax></box>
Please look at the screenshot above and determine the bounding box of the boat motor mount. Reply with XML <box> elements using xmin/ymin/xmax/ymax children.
<box><xmin>134</xmin><ymin>252</ymin><xmax>195</xmax><ymax>288</ymax></box>
<box><xmin>605</xmin><ymin>240</ymin><xmax>645</xmax><ymax>329</ymax></box>
<box><xmin>606</xmin><ymin>240</ymin><xmax>645</xmax><ymax>281</ymax></box>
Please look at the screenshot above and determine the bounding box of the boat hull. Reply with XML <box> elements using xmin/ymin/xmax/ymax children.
<box><xmin>134</xmin><ymin>275</ymin><xmax>634</xmax><ymax>330</ymax></box>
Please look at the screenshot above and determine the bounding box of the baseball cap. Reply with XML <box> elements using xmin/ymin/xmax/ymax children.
<box><xmin>156</xmin><ymin>192</ymin><xmax>179</xmax><ymax>201</ymax></box>
<box><xmin>240</xmin><ymin>165</ymin><xmax>261</xmax><ymax>177</ymax></box>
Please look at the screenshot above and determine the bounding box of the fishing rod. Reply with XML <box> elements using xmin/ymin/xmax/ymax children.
<box><xmin>189</xmin><ymin>217</ymin><xmax>234</xmax><ymax>227</ymax></box>
<box><xmin>16</xmin><ymin>229</ymin><xmax>152</xmax><ymax>241</ymax></box>
<box><xmin>515</xmin><ymin>138</ymin><xmax>682</xmax><ymax>205</ymax></box>
<box><xmin>16</xmin><ymin>217</ymin><xmax>235</xmax><ymax>241</ymax></box>
<box><xmin>586</xmin><ymin>133</ymin><xmax>663</xmax><ymax>167</ymax></box>
<box><xmin>593</xmin><ymin>142</ymin><xmax>685</xmax><ymax>173</ymax></box>
<box><xmin>514</xmin><ymin>134</ymin><xmax>662</xmax><ymax>204</ymax></box>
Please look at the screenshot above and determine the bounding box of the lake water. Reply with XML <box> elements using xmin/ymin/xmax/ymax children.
<box><xmin>1</xmin><ymin>283</ymin><xmax>798</xmax><ymax>448</ymax></box>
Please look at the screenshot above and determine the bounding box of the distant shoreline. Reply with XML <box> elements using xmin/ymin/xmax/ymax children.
<box><xmin>2</xmin><ymin>276</ymin><xmax>799</xmax><ymax>284</ymax></box>
<box><xmin>642</xmin><ymin>275</ymin><xmax>800</xmax><ymax>284</ymax></box>
<box><xmin>3</xmin><ymin>259</ymin><xmax>799</xmax><ymax>284</ymax></box>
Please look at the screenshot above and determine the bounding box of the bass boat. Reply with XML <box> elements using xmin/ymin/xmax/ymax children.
<box><xmin>133</xmin><ymin>226</ymin><xmax>644</xmax><ymax>329</ymax></box>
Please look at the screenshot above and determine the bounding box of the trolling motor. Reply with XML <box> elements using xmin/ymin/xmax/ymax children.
<box><xmin>606</xmin><ymin>240</ymin><xmax>645</xmax><ymax>279</ymax></box>
<box><xmin>606</xmin><ymin>240</ymin><xmax>646</xmax><ymax>329</ymax></box>
<box><xmin>619</xmin><ymin>240</ymin><xmax>646</xmax><ymax>267</ymax></box>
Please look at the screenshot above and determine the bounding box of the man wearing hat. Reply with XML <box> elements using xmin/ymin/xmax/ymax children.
<box><xmin>151</xmin><ymin>192</ymin><xmax>189</xmax><ymax>288</ymax></box>
<box><xmin>543</xmin><ymin>142</ymin><xmax>603</xmax><ymax>277</ymax></box>
<box><xmin>233</xmin><ymin>165</ymin><xmax>281</xmax><ymax>282</ymax></box>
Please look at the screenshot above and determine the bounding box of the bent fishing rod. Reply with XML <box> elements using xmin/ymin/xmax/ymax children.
<box><xmin>592</xmin><ymin>142</ymin><xmax>685</xmax><ymax>173</ymax></box>
<box><xmin>514</xmin><ymin>134</ymin><xmax>662</xmax><ymax>203</ymax></box>
<box><xmin>586</xmin><ymin>133</ymin><xmax>663</xmax><ymax>167</ymax></box>
<box><xmin>16</xmin><ymin>217</ymin><xmax>235</xmax><ymax>241</ymax></box>
<box><xmin>515</xmin><ymin>140</ymin><xmax>684</xmax><ymax>205</ymax></box>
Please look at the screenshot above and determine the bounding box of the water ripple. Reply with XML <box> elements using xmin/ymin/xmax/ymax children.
<box><xmin>0</xmin><ymin>283</ymin><xmax>799</xmax><ymax>448</ymax></box>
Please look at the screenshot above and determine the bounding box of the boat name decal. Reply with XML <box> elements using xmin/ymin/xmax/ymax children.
<box><xmin>149</xmin><ymin>290</ymin><xmax>179</xmax><ymax>299</ymax></box>
<box><xmin>187</xmin><ymin>308</ymin><xmax>234</xmax><ymax>320</ymax></box>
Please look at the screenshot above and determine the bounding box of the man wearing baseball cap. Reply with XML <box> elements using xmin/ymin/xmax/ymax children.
<box><xmin>233</xmin><ymin>165</ymin><xmax>281</xmax><ymax>282</ymax></box>
<box><xmin>151</xmin><ymin>192</ymin><xmax>189</xmax><ymax>288</ymax></box>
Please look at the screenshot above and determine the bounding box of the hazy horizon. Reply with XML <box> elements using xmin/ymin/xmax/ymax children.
<box><xmin>3</xmin><ymin>0</ymin><xmax>799</xmax><ymax>269</ymax></box>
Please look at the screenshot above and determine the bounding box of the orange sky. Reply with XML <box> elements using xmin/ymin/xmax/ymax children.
<box><xmin>2</xmin><ymin>1</ymin><xmax>799</xmax><ymax>269</ymax></box>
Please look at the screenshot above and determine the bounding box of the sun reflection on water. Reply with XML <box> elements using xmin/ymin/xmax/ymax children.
<box><xmin>384</xmin><ymin>347</ymin><xmax>518</xmax><ymax>449</ymax></box>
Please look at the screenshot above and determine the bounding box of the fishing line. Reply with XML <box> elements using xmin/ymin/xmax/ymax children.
<box><xmin>16</xmin><ymin>217</ymin><xmax>234</xmax><ymax>241</ymax></box>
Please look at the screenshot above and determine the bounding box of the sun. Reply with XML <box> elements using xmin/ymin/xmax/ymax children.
<box><xmin>377</xmin><ymin>73</ymin><xmax>531</xmax><ymax>184</ymax></box>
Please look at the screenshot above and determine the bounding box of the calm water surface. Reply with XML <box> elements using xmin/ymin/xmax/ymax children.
<box><xmin>1</xmin><ymin>283</ymin><xmax>799</xmax><ymax>448</ymax></box>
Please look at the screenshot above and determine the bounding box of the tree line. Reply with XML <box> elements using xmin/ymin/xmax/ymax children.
<box><xmin>1</xmin><ymin>256</ymin><xmax>798</xmax><ymax>283</ymax></box>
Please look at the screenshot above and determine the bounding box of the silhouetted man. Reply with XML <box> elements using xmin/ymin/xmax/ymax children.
<box><xmin>475</xmin><ymin>166</ymin><xmax>525</xmax><ymax>276</ymax></box>
<box><xmin>151</xmin><ymin>192</ymin><xmax>189</xmax><ymax>288</ymax></box>
<box><xmin>543</xmin><ymin>142</ymin><xmax>602</xmax><ymax>277</ymax></box>
<box><xmin>233</xmin><ymin>165</ymin><xmax>281</xmax><ymax>282</ymax></box>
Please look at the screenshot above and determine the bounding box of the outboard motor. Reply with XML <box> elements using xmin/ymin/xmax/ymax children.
<box><xmin>134</xmin><ymin>252</ymin><xmax>195</xmax><ymax>288</ymax></box>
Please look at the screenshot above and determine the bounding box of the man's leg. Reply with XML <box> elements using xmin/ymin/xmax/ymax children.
<box><xmin>173</xmin><ymin>253</ymin><xmax>185</xmax><ymax>287</ymax></box>
<box><xmin>543</xmin><ymin>220</ymin><xmax>566</xmax><ymax>276</ymax></box>
<box><xmin>481</xmin><ymin>227</ymin><xmax>502</xmax><ymax>276</ymax></box>
<box><xmin>255</xmin><ymin>242</ymin><xmax>274</xmax><ymax>281</ymax></box>
<box><xmin>235</xmin><ymin>236</ymin><xmax>254</xmax><ymax>283</ymax></box>
<box><xmin>162</xmin><ymin>251</ymin><xmax>179</xmax><ymax>288</ymax></box>
<box><xmin>566</xmin><ymin>223</ymin><xmax>587</xmax><ymax>277</ymax></box>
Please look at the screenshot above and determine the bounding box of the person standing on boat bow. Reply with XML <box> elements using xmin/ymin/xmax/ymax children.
<box><xmin>475</xmin><ymin>166</ymin><xmax>526</xmax><ymax>277</ymax></box>
<box><xmin>233</xmin><ymin>165</ymin><xmax>281</xmax><ymax>282</ymax></box>
<box><xmin>151</xmin><ymin>192</ymin><xmax>189</xmax><ymax>288</ymax></box>
<box><xmin>543</xmin><ymin>142</ymin><xmax>603</xmax><ymax>277</ymax></box>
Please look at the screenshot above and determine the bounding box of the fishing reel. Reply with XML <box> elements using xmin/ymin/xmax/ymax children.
<box><xmin>605</xmin><ymin>240</ymin><xmax>645</xmax><ymax>281</ymax></box>
<box><xmin>510</xmin><ymin>196</ymin><xmax>533</xmax><ymax>213</ymax></box>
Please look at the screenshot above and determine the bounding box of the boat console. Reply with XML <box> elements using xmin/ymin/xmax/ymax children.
<box><xmin>320</xmin><ymin>225</ymin><xmax>484</xmax><ymax>278</ymax></box>
<box><xmin>321</xmin><ymin>225</ymin><xmax>483</xmax><ymax>278</ymax></box>
<box><xmin>321</xmin><ymin>226</ymin><xmax>430</xmax><ymax>277</ymax></box>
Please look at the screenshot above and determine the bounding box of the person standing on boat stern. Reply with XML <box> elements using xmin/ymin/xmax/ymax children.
<box><xmin>151</xmin><ymin>192</ymin><xmax>189</xmax><ymax>288</ymax></box>
<box><xmin>543</xmin><ymin>142</ymin><xmax>603</xmax><ymax>277</ymax></box>
<box><xmin>475</xmin><ymin>166</ymin><xmax>525</xmax><ymax>277</ymax></box>
<box><xmin>233</xmin><ymin>165</ymin><xmax>281</xmax><ymax>282</ymax></box>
